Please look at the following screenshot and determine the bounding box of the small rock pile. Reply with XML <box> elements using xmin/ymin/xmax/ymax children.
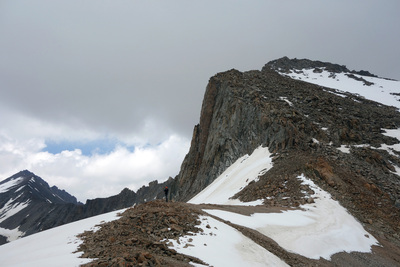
<box><xmin>76</xmin><ymin>200</ymin><xmax>207</xmax><ymax>267</ymax></box>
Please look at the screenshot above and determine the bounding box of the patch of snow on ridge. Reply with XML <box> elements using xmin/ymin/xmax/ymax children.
<box><xmin>382</xmin><ymin>128</ymin><xmax>400</xmax><ymax>141</ymax></box>
<box><xmin>0</xmin><ymin>198</ymin><xmax>30</xmax><ymax>223</ymax></box>
<box><xmin>168</xmin><ymin>215</ymin><xmax>289</xmax><ymax>267</ymax></box>
<box><xmin>279</xmin><ymin>96</ymin><xmax>293</xmax><ymax>106</ymax></box>
<box><xmin>337</xmin><ymin>145</ymin><xmax>350</xmax><ymax>154</ymax></box>
<box><xmin>281</xmin><ymin>69</ymin><xmax>400</xmax><ymax>109</ymax></box>
<box><xmin>0</xmin><ymin>177</ymin><xmax>24</xmax><ymax>193</ymax></box>
<box><xmin>346</xmin><ymin>128</ymin><xmax>400</xmax><ymax>157</ymax></box>
<box><xmin>188</xmin><ymin>146</ymin><xmax>273</xmax><ymax>206</ymax></box>
<box><xmin>204</xmin><ymin>174</ymin><xmax>378</xmax><ymax>260</ymax></box>
<box><xmin>0</xmin><ymin>226</ymin><xmax>24</xmax><ymax>242</ymax></box>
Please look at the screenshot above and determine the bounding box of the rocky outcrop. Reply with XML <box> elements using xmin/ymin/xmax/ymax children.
<box><xmin>267</xmin><ymin>56</ymin><xmax>350</xmax><ymax>74</ymax></box>
<box><xmin>267</xmin><ymin>56</ymin><xmax>378</xmax><ymax>77</ymax></box>
<box><xmin>77</xmin><ymin>201</ymin><xmax>206</xmax><ymax>267</ymax></box>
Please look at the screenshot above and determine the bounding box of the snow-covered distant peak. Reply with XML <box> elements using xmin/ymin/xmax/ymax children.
<box><xmin>0</xmin><ymin>171</ymin><xmax>81</xmax><ymax>244</ymax></box>
<box><xmin>278</xmin><ymin>68</ymin><xmax>400</xmax><ymax>110</ymax></box>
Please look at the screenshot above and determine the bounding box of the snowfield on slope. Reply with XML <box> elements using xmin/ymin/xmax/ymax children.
<box><xmin>0</xmin><ymin>209</ymin><xmax>124</xmax><ymax>267</ymax></box>
<box><xmin>0</xmin><ymin>177</ymin><xmax>24</xmax><ymax>193</ymax></box>
<box><xmin>282</xmin><ymin>68</ymin><xmax>400</xmax><ymax>177</ymax></box>
<box><xmin>182</xmin><ymin>147</ymin><xmax>378</xmax><ymax>261</ymax></box>
<box><xmin>189</xmin><ymin>146</ymin><xmax>272</xmax><ymax>206</ymax></box>
<box><xmin>203</xmin><ymin>175</ymin><xmax>378</xmax><ymax>260</ymax></box>
<box><xmin>168</xmin><ymin>214</ymin><xmax>289</xmax><ymax>267</ymax></box>
<box><xmin>280</xmin><ymin>68</ymin><xmax>400</xmax><ymax>110</ymax></box>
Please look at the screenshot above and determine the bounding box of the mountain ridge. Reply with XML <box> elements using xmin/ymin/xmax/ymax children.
<box><xmin>170</xmin><ymin>59</ymin><xmax>400</xmax><ymax>205</ymax></box>
<box><xmin>1</xmin><ymin>57</ymin><xmax>399</xmax><ymax>266</ymax></box>
<box><xmin>0</xmin><ymin>170</ymin><xmax>171</xmax><ymax>244</ymax></box>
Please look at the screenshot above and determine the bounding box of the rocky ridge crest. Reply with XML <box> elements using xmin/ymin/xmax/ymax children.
<box><xmin>267</xmin><ymin>56</ymin><xmax>378</xmax><ymax>78</ymax></box>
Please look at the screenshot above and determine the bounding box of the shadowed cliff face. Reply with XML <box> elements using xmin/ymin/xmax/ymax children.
<box><xmin>172</xmin><ymin>68</ymin><xmax>302</xmax><ymax>201</ymax></box>
<box><xmin>171</xmin><ymin>66</ymin><xmax>400</xmax><ymax>204</ymax></box>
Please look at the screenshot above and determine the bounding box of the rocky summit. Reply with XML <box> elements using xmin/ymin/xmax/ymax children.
<box><xmin>171</xmin><ymin>58</ymin><xmax>400</xmax><ymax>206</ymax></box>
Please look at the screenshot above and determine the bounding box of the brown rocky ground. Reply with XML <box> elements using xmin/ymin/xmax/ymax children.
<box><xmin>76</xmin><ymin>201</ymin><xmax>206</xmax><ymax>267</ymax></box>
<box><xmin>76</xmin><ymin>198</ymin><xmax>400</xmax><ymax>267</ymax></box>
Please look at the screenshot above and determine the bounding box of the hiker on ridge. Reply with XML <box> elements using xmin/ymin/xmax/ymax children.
<box><xmin>164</xmin><ymin>186</ymin><xmax>169</xmax><ymax>202</ymax></box>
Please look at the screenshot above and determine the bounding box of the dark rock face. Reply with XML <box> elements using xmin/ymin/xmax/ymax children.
<box><xmin>50</xmin><ymin>185</ymin><xmax>81</xmax><ymax>204</ymax></box>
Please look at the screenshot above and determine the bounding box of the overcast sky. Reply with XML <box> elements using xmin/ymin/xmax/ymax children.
<box><xmin>1</xmin><ymin>0</ymin><xmax>399</xmax><ymax>202</ymax></box>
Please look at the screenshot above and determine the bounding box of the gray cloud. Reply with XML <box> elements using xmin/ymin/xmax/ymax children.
<box><xmin>1</xmin><ymin>1</ymin><xmax>399</xmax><ymax>141</ymax></box>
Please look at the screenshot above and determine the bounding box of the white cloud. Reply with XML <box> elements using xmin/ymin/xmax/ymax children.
<box><xmin>0</xmin><ymin>134</ymin><xmax>189</xmax><ymax>202</ymax></box>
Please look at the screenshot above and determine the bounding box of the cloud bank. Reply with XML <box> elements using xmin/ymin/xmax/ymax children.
<box><xmin>0</xmin><ymin>133</ymin><xmax>189</xmax><ymax>202</ymax></box>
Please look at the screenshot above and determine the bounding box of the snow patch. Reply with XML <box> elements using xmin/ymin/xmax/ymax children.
<box><xmin>382</xmin><ymin>128</ymin><xmax>400</xmax><ymax>142</ymax></box>
<box><xmin>189</xmin><ymin>146</ymin><xmax>273</xmax><ymax>206</ymax></box>
<box><xmin>167</xmin><ymin>215</ymin><xmax>289</xmax><ymax>267</ymax></box>
<box><xmin>281</xmin><ymin>69</ymin><xmax>400</xmax><ymax>110</ymax></box>
<box><xmin>279</xmin><ymin>96</ymin><xmax>293</xmax><ymax>106</ymax></box>
<box><xmin>0</xmin><ymin>226</ymin><xmax>24</xmax><ymax>242</ymax></box>
<box><xmin>0</xmin><ymin>198</ymin><xmax>30</xmax><ymax>223</ymax></box>
<box><xmin>337</xmin><ymin>145</ymin><xmax>350</xmax><ymax>154</ymax></box>
<box><xmin>204</xmin><ymin>174</ymin><xmax>378</xmax><ymax>260</ymax></box>
<box><xmin>0</xmin><ymin>209</ymin><xmax>125</xmax><ymax>267</ymax></box>
<box><xmin>0</xmin><ymin>177</ymin><xmax>24</xmax><ymax>193</ymax></box>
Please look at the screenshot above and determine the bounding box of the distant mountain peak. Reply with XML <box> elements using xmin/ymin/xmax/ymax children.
<box><xmin>0</xmin><ymin>169</ymin><xmax>169</xmax><ymax>245</ymax></box>
<box><xmin>0</xmin><ymin>170</ymin><xmax>82</xmax><ymax>243</ymax></box>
